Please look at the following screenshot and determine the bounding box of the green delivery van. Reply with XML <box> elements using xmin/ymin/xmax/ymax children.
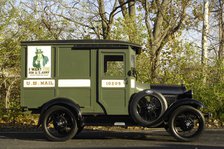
<box><xmin>21</xmin><ymin>40</ymin><xmax>206</xmax><ymax>141</ymax></box>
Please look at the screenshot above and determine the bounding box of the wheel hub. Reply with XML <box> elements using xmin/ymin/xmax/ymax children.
<box><xmin>147</xmin><ymin>104</ymin><xmax>153</xmax><ymax>110</ymax></box>
<box><xmin>146</xmin><ymin>104</ymin><xmax>156</xmax><ymax>111</ymax></box>
<box><xmin>56</xmin><ymin>116</ymin><xmax>68</xmax><ymax>128</ymax></box>
<box><xmin>181</xmin><ymin>119</ymin><xmax>194</xmax><ymax>131</ymax></box>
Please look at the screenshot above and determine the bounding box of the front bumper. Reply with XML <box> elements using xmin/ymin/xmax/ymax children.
<box><xmin>204</xmin><ymin>112</ymin><xmax>212</xmax><ymax>119</ymax></box>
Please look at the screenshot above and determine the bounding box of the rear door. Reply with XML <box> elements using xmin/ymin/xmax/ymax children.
<box><xmin>98</xmin><ymin>49</ymin><xmax>129</xmax><ymax>114</ymax></box>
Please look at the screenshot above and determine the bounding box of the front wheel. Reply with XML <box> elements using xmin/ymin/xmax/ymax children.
<box><xmin>169</xmin><ymin>106</ymin><xmax>205</xmax><ymax>142</ymax></box>
<box><xmin>42</xmin><ymin>106</ymin><xmax>78</xmax><ymax>141</ymax></box>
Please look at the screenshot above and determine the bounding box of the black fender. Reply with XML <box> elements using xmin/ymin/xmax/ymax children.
<box><xmin>37</xmin><ymin>97</ymin><xmax>84</xmax><ymax>128</ymax></box>
<box><xmin>142</xmin><ymin>98</ymin><xmax>204</xmax><ymax>127</ymax></box>
<box><xmin>162</xmin><ymin>98</ymin><xmax>204</xmax><ymax>122</ymax></box>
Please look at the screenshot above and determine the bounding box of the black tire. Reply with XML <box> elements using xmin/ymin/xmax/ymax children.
<box><xmin>164</xmin><ymin>124</ymin><xmax>171</xmax><ymax>134</ymax></box>
<box><xmin>129</xmin><ymin>90</ymin><xmax>167</xmax><ymax>126</ymax></box>
<box><xmin>42</xmin><ymin>106</ymin><xmax>78</xmax><ymax>141</ymax></box>
<box><xmin>169</xmin><ymin>106</ymin><xmax>205</xmax><ymax>142</ymax></box>
<box><xmin>77</xmin><ymin>126</ymin><xmax>84</xmax><ymax>135</ymax></box>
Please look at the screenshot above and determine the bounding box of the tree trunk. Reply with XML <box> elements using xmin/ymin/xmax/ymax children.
<box><xmin>5</xmin><ymin>78</ymin><xmax>18</xmax><ymax>109</ymax></box>
<box><xmin>98</xmin><ymin>0</ymin><xmax>109</xmax><ymax>39</ymax></box>
<box><xmin>141</xmin><ymin>0</ymin><xmax>188</xmax><ymax>83</ymax></box>
<box><xmin>201</xmin><ymin>0</ymin><xmax>209</xmax><ymax>84</ymax></box>
<box><xmin>218</xmin><ymin>0</ymin><xmax>224</xmax><ymax>63</ymax></box>
<box><xmin>118</xmin><ymin>0</ymin><xmax>128</xmax><ymax>17</ymax></box>
<box><xmin>118</xmin><ymin>0</ymin><xmax>137</xmax><ymax>42</ymax></box>
<box><xmin>202</xmin><ymin>0</ymin><xmax>209</xmax><ymax>66</ymax></box>
<box><xmin>128</xmin><ymin>0</ymin><xmax>135</xmax><ymax>17</ymax></box>
<box><xmin>217</xmin><ymin>0</ymin><xmax>224</xmax><ymax>82</ymax></box>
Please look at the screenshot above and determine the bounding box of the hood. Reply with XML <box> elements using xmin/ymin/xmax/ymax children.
<box><xmin>135</xmin><ymin>83</ymin><xmax>187</xmax><ymax>95</ymax></box>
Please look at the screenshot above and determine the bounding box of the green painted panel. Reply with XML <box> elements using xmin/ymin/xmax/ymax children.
<box><xmin>57</xmin><ymin>48</ymin><xmax>90</xmax><ymax>78</ymax></box>
<box><xmin>22</xmin><ymin>88</ymin><xmax>55</xmax><ymax>108</ymax></box>
<box><xmin>57</xmin><ymin>88</ymin><xmax>91</xmax><ymax>108</ymax></box>
<box><xmin>101</xmin><ymin>89</ymin><xmax>126</xmax><ymax>114</ymax></box>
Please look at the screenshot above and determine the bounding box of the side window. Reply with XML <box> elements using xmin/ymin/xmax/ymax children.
<box><xmin>104</xmin><ymin>55</ymin><xmax>124</xmax><ymax>77</ymax></box>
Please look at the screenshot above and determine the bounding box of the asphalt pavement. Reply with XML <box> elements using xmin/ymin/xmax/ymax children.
<box><xmin>0</xmin><ymin>128</ymin><xmax>223</xmax><ymax>149</ymax></box>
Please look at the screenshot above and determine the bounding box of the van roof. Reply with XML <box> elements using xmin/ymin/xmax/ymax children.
<box><xmin>21</xmin><ymin>40</ymin><xmax>142</xmax><ymax>54</ymax></box>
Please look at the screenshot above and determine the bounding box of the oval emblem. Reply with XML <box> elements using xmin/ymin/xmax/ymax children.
<box><xmin>145</xmin><ymin>90</ymin><xmax>153</xmax><ymax>94</ymax></box>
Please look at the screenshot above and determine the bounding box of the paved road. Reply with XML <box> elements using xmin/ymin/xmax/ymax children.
<box><xmin>0</xmin><ymin>128</ymin><xmax>223</xmax><ymax>149</ymax></box>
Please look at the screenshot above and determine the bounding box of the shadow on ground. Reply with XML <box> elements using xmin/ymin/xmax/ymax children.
<box><xmin>0</xmin><ymin>129</ymin><xmax>173</xmax><ymax>141</ymax></box>
<box><xmin>0</xmin><ymin>129</ymin><xmax>223</xmax><ymax>149</ymax></box>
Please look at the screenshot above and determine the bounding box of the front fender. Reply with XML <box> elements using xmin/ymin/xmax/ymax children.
<box><xmin>163</xmin><ymin>98</ymin><xmax>204</xmax><ymax>121</ymax></box>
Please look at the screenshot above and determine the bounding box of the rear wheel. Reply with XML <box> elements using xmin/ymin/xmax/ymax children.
<box><xmin>169</xmin><ymin>106</ymin><xmax>205</xmax><ymax>142</ymax></box>
<box><xmin>42</xmin><ymin>106</ymin><xmax>78</xmax><ymax>141</ymax></box>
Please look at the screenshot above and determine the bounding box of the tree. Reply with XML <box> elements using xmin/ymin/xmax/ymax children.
<box><xmin>97</xmin><ymin>0</ymin><xmax>119</xmax><ymax>39</ymax></box>
<box><xmin>218</xmin><ymin>0</ymin><xmax>224</xmax><ymax>63</ymax></box>
<box><xmin>0</xmin><ymin>0</ymin><xmax>20</xmax><ymax>108</ymax></box>
<box><xmin>118</xmin><ymin>0</ymin><xmax>137</xmax><ymax>42</ymax></box>
<box><xmin>202</xmin><ymin>0</ymin><xmax>209</xmax><ymax>66</ymax></box>
<box><xmin>38</xmin><ymin>0</ymin><xmax>122</xmax><ymax>39</ymax></box>
<box><xmin>201</xmin><ymin>0</ymin><xmax>209</xmax><ymax>84</ymax></box>
<box><xmin>20</xmin><ymin>0</ymin><xmax>70</xmax><ymax>40</ymax></box>
<box><xmin>140</xmin><ymin>0</ymin><xmax>191</xmax><ymax>82</ymax></box>
<box><xmin>206</xmin><ymin>0</ymin><xmax>224</xmax><ymax>82</ymax></box>
<box><xmin>89</xmin><ymin>0</ymin><xmax>137</xmax><ymax>40</ymax></box>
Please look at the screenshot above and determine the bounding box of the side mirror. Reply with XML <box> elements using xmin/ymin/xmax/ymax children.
<box><xmin>128</xmin><ymin>70</ymin><xmax>132</xmax><ymax>76</ymax></box>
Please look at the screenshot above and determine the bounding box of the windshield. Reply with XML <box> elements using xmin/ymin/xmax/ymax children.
<box><xmin>129</xmin><ymin>55</ymin><xmax>138</xmax><ymax>80</ymax></box>
<box><xmin>131</xmin><ymin>55</ymin><xmax>136</xmax><ymax>68</ymax></box>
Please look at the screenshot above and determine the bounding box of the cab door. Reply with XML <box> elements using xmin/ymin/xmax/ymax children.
<box><xmin>98</xmin><ymin>49</ymin><xmax>130</xmax><ymax>114</ymax></box>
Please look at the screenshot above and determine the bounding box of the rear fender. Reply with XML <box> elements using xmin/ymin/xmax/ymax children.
<box><xmin>37</xmin><ymin>97</ymin><xmax>83</xmax><ymax>127</ymax></box>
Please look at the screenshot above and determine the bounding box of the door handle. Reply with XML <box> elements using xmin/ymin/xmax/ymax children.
<box><xmin>125</xmin><ymin>78</ymin><xmax>128</xmax><ymax>85</ymax></box>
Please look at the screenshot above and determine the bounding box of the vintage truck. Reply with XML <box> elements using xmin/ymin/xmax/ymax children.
<box><xmin>21</xmin><ymin>40</ymin><xmax>205</xmax><ymax>142</ymax></box>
